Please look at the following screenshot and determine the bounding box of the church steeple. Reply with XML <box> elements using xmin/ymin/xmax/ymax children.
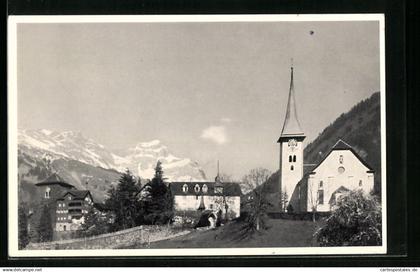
<box><xmin>277</xmin><ymin>64</ymin><xmax>305</xmax><ymax>142</ymax></box>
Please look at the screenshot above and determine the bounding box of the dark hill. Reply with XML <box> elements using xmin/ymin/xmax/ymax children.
<box><xmin>263</xmin><ymin>92</ymin><xmax>381</xmax><ymax>207</ymax></box>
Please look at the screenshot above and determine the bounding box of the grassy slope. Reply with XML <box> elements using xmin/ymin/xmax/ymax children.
<box><xmin>120</xmin><ymin>218</ymin><xmax>324</xmax><ymax>249</ymax></box>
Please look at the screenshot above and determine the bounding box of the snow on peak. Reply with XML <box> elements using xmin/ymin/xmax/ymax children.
<box><xmin>18</xmin><ymin>129</ymin><xmax>207</xmax><ymax>182</ymax></box>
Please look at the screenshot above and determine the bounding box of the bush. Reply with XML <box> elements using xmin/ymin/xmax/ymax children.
<box><xmin>315</xmin><ymin>190</ymin><xmax>382</xmax><ymax>246</ymax></box>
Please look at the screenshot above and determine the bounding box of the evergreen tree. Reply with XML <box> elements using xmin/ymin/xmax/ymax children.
<box><xmin>38</xmin><ymin>204</ymin><xmax>53</xmax><ymax>242</ymax></box>
<box><xmin>143</xmin><ymin>161</ymin><xmax>174</xmax><ymax>225</ymax></box>
<box><xmin>105</xmin><ymin>169</ymin><xmax>140</xmax><ymax>230</ymax></box>
<box><xmin>18</xmin><ymin>205</ymin><xmax>29</xmax><ymax>249</ymax></box>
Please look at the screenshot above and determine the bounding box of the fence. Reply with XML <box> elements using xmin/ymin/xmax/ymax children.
<box><xmin>25</xmin><ymin>225</ymin><xmax>190</xmax><ymax>250</ymax></box>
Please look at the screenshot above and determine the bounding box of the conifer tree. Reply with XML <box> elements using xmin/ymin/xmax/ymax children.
<box><xmin>18</xmin><ymin>205</ymin><xmax>29</xmax><ymax>249</ymax></box>
<box><xmin>143</xmin><ymin>161</ymin><xmax>174</xmax><ymax>224</ymax></box>
<box><xmin>105</xmin><ymin>169</ymin><xmax>140</xmax><ymax>230</ymax></box>
<box><xmin>38</xmin><ymin>204</ymin><xmax>53</xmax><ymax>242</ymax></box>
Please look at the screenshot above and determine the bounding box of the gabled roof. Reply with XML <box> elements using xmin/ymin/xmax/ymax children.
<box><xmin>58</xmin><ymin>190</ymin><xmax>93</xmax><ymax>201</ymax></box>
<box><xmin>314</xmin><ymin>139</ymin><xmax>374</xmax><ymax>172</ymax></box>
<box><xmin>331</xmin><ymin>139</ymin><xmax>353</xmax><ymax>150</ymax></box>
<box><xmin>278</xmin><ymin>67</ymin><xmax>305</xmax><ymax>141</ymax></box>
<box><xmin>296</xmin><ymin>139</ymin><xmax>374</xmax><ymax>187</ymax></box>
<box><xmin>170</xmin><ymin>182</ymin><xmax>242</xmax><ymax>196</ymax></box>
<box><xmin>35</xmin><ymin>173</ymin><xmax>75</xmax><ymax>188</ymax></box>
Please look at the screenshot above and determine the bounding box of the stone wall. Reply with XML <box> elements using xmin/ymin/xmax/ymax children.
<box><xmin>25</xmin><ymin>225</ymin><xmax>190</xmax><ymax>250</ymax></box>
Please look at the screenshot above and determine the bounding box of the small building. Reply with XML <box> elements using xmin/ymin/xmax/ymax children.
<box><xmin>170</xmin><ymin>173</ymin><xmax>242</xmax><ymax>220</ymax></box>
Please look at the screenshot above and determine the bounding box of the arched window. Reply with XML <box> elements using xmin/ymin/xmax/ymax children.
<box><xmin>63</xmin><ymin>225</ymin><xmax>66</xmax><ymax>231</ymax></box>
<box><xmin>359</xmin><ymin>180</ymin><xmax>363</xmax><ymax>187</ymax></box>
<box><xmin>289</xmin><ymin>155</ymin><xmax>292</xmax><ymax>162</ymax></box>
<box><xmin>202</xmin><ymin>184</ymin><xmax>208</xmax><ymax>193</ymax></box>
<box><xmin>319</xmin><ymin>180</ymin><xmax>323</xmax><ymax>188</ymax></box>
<box><xmin>290</xmin><ymin>165</ymin><xmax>294</xmax><ymax>171</ymax></box>
<box><xmin>317</xmin><ymin>189</ymin><xmax>324</xmax><ymax>204</ymax></box>
<box><xmin>293</xmin><ymin>155</ymin><xmax>296</xmax><ymax>162</ymax></box>
<box><xmin>194</xmin><ymin>184</ymin><xmax>200</xmax><ymax>193</ymax></box>
<box><xmin>182</xmin><ymin>184</ymin><xmax>188</xmax><ymax>193</ymax></box>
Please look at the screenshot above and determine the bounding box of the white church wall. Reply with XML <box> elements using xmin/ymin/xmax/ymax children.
<box><xmin>306</xmin><ymin>149</ymin><xmax>374</xmax><ymax>212</ymax></box>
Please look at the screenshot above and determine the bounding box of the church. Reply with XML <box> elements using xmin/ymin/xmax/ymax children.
<box><xmin>277</xmin><ymin>66</ymin><xmax>375</xmax><ymax>213</ymax></box>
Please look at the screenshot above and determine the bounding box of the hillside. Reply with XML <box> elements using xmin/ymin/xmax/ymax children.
<box><xmin>263</xmin><ymin>92</ymin><xmax>381</xmax><ymax>206</ymax></box>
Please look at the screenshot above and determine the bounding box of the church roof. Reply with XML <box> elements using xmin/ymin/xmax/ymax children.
<box><xmin>35</xmin><ymin>173</ymin><xmax>75</xmax><ymax>188</ymax></box>
<box><xmin>331</xmin><ymin>139</ymin><xmax>353</xmax><ymax>150</ymax></box>
<box><xmin>323</xmin><ymin>139</ymin><xmax>374</xmax><ymax>172</ymax></box>
<box><xmin>278</xmin><ymin>66</ymin><xmax>305</xmax><ymax>142</ymax></box>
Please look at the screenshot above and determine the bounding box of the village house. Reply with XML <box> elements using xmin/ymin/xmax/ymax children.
<box><xmin>277</xmin><ymin>65</ymin><xmax>375</xmax><ymax>213</ymax></box>
<box><xmin>34</xmin><ymin>173</ymin><xmax>94</xmax><ymax>233</ymax></box>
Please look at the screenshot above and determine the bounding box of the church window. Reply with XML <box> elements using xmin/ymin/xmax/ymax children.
<box><xmin>293</xmin><ymin>155</ymin><xmax>296</xmax><ymax>162</ymax></box>
<box><xmin>202</xmin><ymin>184</ymin><xmax>208</xmax><ymax>193</ymax></box>
<box><xmin>319</xmin><ymin>180</ymin><xmax>323</xmax><ymax>188</ymax></box>
<box><xmin>182</xmin><ymin>184</ymin><xmax>188</xmax><ymax>193</ymax></box>
<box><xmin>194</xmin><ymin>184</ymin><xmax>200</xmax><ymax>193</ymax></box>
<box><xmin>290</xmin><ymin>165</ymin><xmax>294</xmax><ymax>171</ymax></box>
<box><xmin>359</xmin><ymin>180</ymin><xmax>363</xmax><ymax>187</ymax></box>
<box><xmin>289</xmin><ymin>155</ymin><xmax>292</xmax><ymax>162</ymax></box>
<box><xmin>338</xmin><ymin>166</ymin><xmax>345</xmax><ymax>174</ymax></box>
<box><xmin>339</xmin><ymin>155</ymin><xmax>344</xmax><ymax>164</ymax></box>
<box><xmin>63</xmin><ymin>225</ymin><xmax>66</xmax><ymax>231</ymax></box>
<box><xmin>317</xmin><ymin>189</ymin><xmax>324</xmax><ymax>205</ymax></box>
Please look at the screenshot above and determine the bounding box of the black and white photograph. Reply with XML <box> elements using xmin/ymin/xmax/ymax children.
<box><xmin>7</xmin><ymin>14</ymin><xmax>386</xmax><ymax>256</ymax></box>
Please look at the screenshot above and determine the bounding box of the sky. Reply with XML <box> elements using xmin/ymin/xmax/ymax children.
<box><xmin>17</xmin><ymin>20</ymin><xmax>380</xmax><ymax>179</ymax></box>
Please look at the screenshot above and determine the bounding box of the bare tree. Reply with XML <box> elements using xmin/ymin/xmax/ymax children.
<box><xmin>241</xmin><ymin>168</ymin><xmax>272</xmax><ymax>232</ymax></box>
<box><xmin>308</xmin><ymin>178</ymin><xmax>320</xmax><ymax>222</ymax></box>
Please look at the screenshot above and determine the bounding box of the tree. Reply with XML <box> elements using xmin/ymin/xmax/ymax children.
<box><xmin>142</xmin><ymin>161</ymin><xmax>174</xmax><ymax>225</ymax></box>
<box><xmin>241</xmin><ymin>168</ymin><xmax>273</xmax><ymax>234</ymax></box>
<box><xmin>78</xmin><ymin>208</ymin><xmax>110</xmax><ymax>237</ymax></box>
<box><xmin>307</xmin><ymin>178</ymin><xmax>320</xmax><ymax>222</ymax></box>
<box><xmin>105</xmin><ymin>169</ymin><xmax>140</xmax><ymax>230</ymax></box>
<box><xmin>38</xmin><ymin>204</ymin><xmax>53</xmax><ymax>242</ymax></box>
<box><xmin>18</xmin><ymin>205</ymin><xmax>29</xmax><ymax>249</ymax></box>
<box><xmin>315</xmin><ymin>190</ymin><xmax>382</xmax><ymax>246</ymax></box>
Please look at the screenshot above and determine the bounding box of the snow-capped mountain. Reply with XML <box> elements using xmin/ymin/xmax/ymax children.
<box><xmin>121</xmin><ymin>140</ymin><xmax>207</xmax><ymax>182</ymax></box>
<box><xmin>18</xmin><ymin>129</ymin><xmax>206</xmax><ymax>181</ymax></box>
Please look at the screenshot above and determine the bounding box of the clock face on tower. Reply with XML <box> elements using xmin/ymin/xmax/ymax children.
<box><xmin>288</xmin><ymin>139</ymin><xmax>297</xmax><ymax>151</ymax></box>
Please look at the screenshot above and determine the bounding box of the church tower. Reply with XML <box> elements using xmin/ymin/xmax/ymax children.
<box><xmin>278</xmin><ymin>64</ymin><xmax>306</xmax><ymax>211</ymax></box>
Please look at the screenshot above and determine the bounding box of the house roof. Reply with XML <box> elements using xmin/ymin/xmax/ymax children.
<box><xmin>35</xmin><ymin>173</ymin><xmax>75</xmax><ymax>188</ymax></box>
<box><xmin>278</xmin><ymin>67</ymin><xmax>305</xmax><ymax>141</ymax></box>
<box><xmin>169</xmin><ymin>182</ymin><xmax>242</xmax><ymax>196</ymax></box>
<box><xmin>58</xmin><ymin>190</ymin><xmax>92</xmax><ymax>201</ymax></box>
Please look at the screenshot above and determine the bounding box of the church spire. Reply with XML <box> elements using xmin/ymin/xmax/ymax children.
<box><xmin>278</xmin><ymin>63</ymin><xmax>305</xmax><ymax>142</ymax></box>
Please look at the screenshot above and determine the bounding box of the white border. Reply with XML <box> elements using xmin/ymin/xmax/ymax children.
<box><xmin>7</xmin><ymin>14</ymin><xmax>386</xmax><ymax>257</ymax></box>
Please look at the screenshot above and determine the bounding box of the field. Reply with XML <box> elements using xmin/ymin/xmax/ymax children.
<box><xmin>119</xmin><ymin>218</ymin><xmax>325</xmax><ymax>249</ymax></box>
